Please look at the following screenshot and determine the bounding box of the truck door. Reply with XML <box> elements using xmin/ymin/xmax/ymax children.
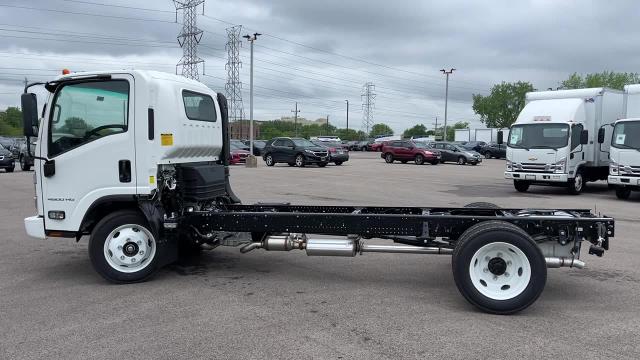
<box><xmin>40</xmin><ymin>75</ymin><xmax>136</xmax><ymax>232</ymax></box>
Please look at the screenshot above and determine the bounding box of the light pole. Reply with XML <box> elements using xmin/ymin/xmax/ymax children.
<box><xmin>440</xmin><ymin>68</ymin><xmax>455</xmax><ymax>141</ymax></box>
<box><xmin>243</xmin><ymin>32</ymin><xmax>261</xmax><ymax>167</ymax></box>
<box><xmin>345</xmin><ymin>100</ymin><xmax>349</xmax><ymax>134</ymax></box>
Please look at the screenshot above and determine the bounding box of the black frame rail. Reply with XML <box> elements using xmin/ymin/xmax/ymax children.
<box><xmin>180</xmin><ymin>205</ymin><xmax>614</xmax><ymax>247</ymax></box>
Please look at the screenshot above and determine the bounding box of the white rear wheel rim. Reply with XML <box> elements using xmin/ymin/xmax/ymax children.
<box><xmin>103</xmin><ymin>224</ymin><xmax>156</xmax><ymax>273</ymax></box>
<box><xmin>469</xmin><ymin>242</ymin><xmax>531</xmax><ymax>300</ymax></box>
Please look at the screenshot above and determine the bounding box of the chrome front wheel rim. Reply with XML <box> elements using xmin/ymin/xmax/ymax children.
<box><xmin>103</xmin><ymin>224</ymin><xmax>156</xmax><ymax>273</ymax></box>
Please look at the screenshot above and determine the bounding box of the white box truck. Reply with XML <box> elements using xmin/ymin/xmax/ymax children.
<box><xmin>18</xmin><ymin>70</ymin><xmax>615</xmax><ymax>314</ymax></box>
<box><xmin>454</xmin><ymin>129</ymin><xmax>470</xmax><ymax>142</ymax></box>
<box><xmin>607</xmin><ymin>84</ymin><xmax>640</xmax><ymax>199</ymax></box>
<box><xmin>503</xmin><ymin>88</ymin><xmax>623</xmax><ymax>194</ymax></box>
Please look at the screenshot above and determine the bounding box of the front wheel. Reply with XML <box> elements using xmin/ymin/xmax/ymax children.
<box><xmin>295</xmin><ymin>154</ymin><xmax>306</xmax><ymax>167</ymax></box>
<box><xmin>567</xmin><ymin>170</ymin><xmax>584</xmax><ymax>195</ymax></box>
<box><xmin>264</xmin><ymin>154</ymin><xmax>275</xmax><ymax>166</ymax></box>
<box><xmin>457</xmin><ymin>156</ymin><xmax>467</xmax><ymax>165</ymax></box>
<box><xmin>452</xmin><ymin>221</ymin><xmax>547</xmax><ymax>314</ymax></box>
<box><xmin>318</xmin><ymin>162</ymin><xmax>328</xmax><ymax>167</ymax></box>
<box><xmin>514</xmin><ymin>180</ymin><xmax>530</xmax><ymax>192</ymax></box>
<box><xmin>334</xmin><ymin>161</ymin><xmax>343</xmax><ymax>166</ymax></box>
<box><xmin>414</xmin><ymin>154</ymin><xmax>424</xmax><ymax>165</ymax></box>
<box><xmin>89</xmin><ymin>210</ymin><xmax>160</xmax><ymax>283</ymax></box>
<box><xmin>616</xmin><ymin>187</ymin><xmax>631</xmax><ymax>199</ymax></box>
<box><xmin>384</xmin><ymin>153</ymin><xmax>394</xmax><ymax>163</ymax></box>
<box><xmin>20</xmin><ymin>156</ymin><xmax>31</xmax><ymax>171</ymax></box>
<box><xmin>483</xmin><ymin>151</ymin><xmax>492</xmax><ymax>159</ymax></box>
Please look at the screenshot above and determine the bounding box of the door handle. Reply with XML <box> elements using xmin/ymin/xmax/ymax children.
<box><xmin>118</xmin><ymin>160</ymin><xmax>131</xmax><ymax>183</ymax></box>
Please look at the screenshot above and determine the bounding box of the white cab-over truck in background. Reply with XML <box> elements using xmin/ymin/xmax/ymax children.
<box><xmin>20</xmin><ymin>70</ymin><xmax>614</xmax><ymax>315</ymax></box>
<box><xmin>607</xmin><ymin>84</ymin><xmax>640</xmax><ymax>199</ymax></box>
<box><xmin>504</xmin><ymin>88</ymin><xmax>623</xmax><ymax>194</ymax></box>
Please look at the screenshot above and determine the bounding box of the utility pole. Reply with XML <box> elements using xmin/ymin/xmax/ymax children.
<box><xmin>291</xmin><ymin>102</ymin><xmax>300</xmax><ymax>137</ymax></box>
<box><xmin>440</xmin><ymin>68</ymin><xmax>455</xmax><ymax>141</ymax></box>
<box><xmin>345</xmin><ymin>100</ymin><xmax>349</xmax><ymax>133</ymax></box>
<box><xmin>173</xmin><ymin>0</ymin><xmax>205</xmax><ymax>80</ymax></box>
<box><xmin>361</xmin><ymin>82</ymin><xmax>376</xmax><ymax>136</ymax></box>
<box><xmin>225</xmin><ymin>25</ymin><xmax>244</xmax><ymax>139</ymax></box>
<box><xmin>243</xmin><ymin>32</ymin><xmax>261</xmax><ymax>167</ymax></box>
<box><xmin>326</xmin><ymin>115</ymin><xmax>329</xmax><ymax>135</ymax></box>
<box><xmin>432</xmin><ymin>116</ymin><xmax>439</xmax><ymax>140</ymax></box>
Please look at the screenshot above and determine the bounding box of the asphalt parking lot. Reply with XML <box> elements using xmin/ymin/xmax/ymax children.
<box><xmin>1</xmin><ymin>151</ymin><xmax>639</xmax><ymax>359</ymax></box>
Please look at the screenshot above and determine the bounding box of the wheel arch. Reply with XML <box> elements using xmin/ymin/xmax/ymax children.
<box><xmin>79</xmin><ymin>195</ymin><xmax>140</xmax><ymax>239</ymax></box>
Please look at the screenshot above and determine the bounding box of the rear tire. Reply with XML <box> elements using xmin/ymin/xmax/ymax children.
<box><xmin>452</xmin><ymin>220</ymin><xmax>547</xmax><ymax>314</ymax></box>
<box><xmin>464</xmin><ymin>202</ymin><xmax>500</xmax><ymax>209</ymax></box>
<box><xmin>414</xmin><ymin>154</ymin><xmax>424</xmax><ymax>165</ymax></box>
<box><xmin>514</xmin><ymin>180</ymin><xmax>530</xmax><ymax>192</ymax></box>
<box><xmin>20</xmin><ymin>156</ymin><xmax>31</xmax><ymax>171</ymax></box>
<box><xmin>264</xmin><ymin>154</ymin><xmax>275</xmax><ymax>166</ymax></box>
<box><xmin>384</xmin><ymin>153</ymin><xmax>394</xmax><ymax>163</ymax></box>
<box><xmin>616</xmin><ymin>187</ymin><xmax>631</xmax><ymax>199</ymax></box>
<box><xmin>334</xmin><ymin>161</ymin><xmax>343</xmax><ymax>166</ymax></box>
<box><xmin>318</xmin><ymin>162</ymin><xmax>328</xmax><ymax>167</ymax></box>
<box><xmin>483</xmin><ymin>151</ymin><xmax>492</xmax><ymax>159</ymax></box>
<box><xmin>89</xmin><ymin>210</ymin><xmax>161</xmax><ymax>283</ymax></box>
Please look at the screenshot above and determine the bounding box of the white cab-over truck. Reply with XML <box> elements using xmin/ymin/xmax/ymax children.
<box><xmin>21</xmin><ymin>70</ymin><xmax>614</xmax><ymax>314</ymax></box>
<box><xmin>504</xmin><ymin>88</ymin><xmax>623</xmax><ymax>194</ymax></box>
<box><xmin>607</xmin><ymin>84</ymin><xmax>640</xmax><ymax>199</ymax></box>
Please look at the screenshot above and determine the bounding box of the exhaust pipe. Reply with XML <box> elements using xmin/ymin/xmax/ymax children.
<box><xmin>545</xmin><ymin>257</ymin><xmax>585</xmax><ymax>269</ymax></box>
<box><xmin>239</xmin><ymin>234</ymin><xmax>452</xmax><ymax>257</ymax></box>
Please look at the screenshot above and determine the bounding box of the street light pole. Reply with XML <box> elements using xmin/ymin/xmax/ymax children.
<box><xmin>440</xmin><ymin>68</ymin><xmax>455</xmax><ymax>141</ymax></box>
<box><xmin>243</xmin><ymin>32</ymin><xmax>261</xmax><ymax>167</ymax></box>
<box><xmin>345</xmin><ymin>99</ymin><xmax>349</xmax><ymax>133</ymax></box>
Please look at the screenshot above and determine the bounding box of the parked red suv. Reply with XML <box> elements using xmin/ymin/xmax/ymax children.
<box><xmin>381</xmin><ymin>140</ymin><xmax>441</xmax><ymax>165</ymax></box>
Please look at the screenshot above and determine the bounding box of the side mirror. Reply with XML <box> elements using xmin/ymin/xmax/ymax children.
<box><xmin>597</xmin><ymin>128</ymin><xmax>605</xmax><ymax>144</ymax></box>
<box><xmin>580</xmin><ymin>129</ymin><xmax>589</xmax><ymax>145</ymax></box>
<box><xmin>497</xmin><ymin>131</ymin><xmax>504</xmax><ymax>145</ymax></box>
<box><xmin>21</xmin><ymin>93</ymin><xmax>39</xmax><ymax>137</ymax></box>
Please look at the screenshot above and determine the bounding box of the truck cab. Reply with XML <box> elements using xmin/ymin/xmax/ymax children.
<box><xmin>608</xmin><ymin>119</ymin><xmax>640</xmax><ymax>199</ymax></box>
<box><xmin>504</xmin><ymin>88</ymin><xmax>622</xmax><ymax>194</ymax></box>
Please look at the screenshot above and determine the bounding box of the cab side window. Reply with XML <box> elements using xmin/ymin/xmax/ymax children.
<box><xmin>49</xmin><ymin>80</ymin><xmax>129</xmax><ymax>157</ymax></box>
<box><xmin>182</xmin><ymin>90</ymin><xmax>216</xmax><ymax>122</ymax></box>
<box><xmin>272</xmin><ymin>139</ymin><xmax>285</xmax><ymax>147</ymax></box>
<box><xmin>571</xmin><ymin>124</ymin><xmax>584</xmax><ymax>150</ymax></box>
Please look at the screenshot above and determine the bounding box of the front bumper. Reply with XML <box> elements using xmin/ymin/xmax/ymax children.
<box><xmin>608</xmin><ymin>175</ymin><xmax>640</xmax><ymax>187</ymax></box>
<box><xmin>304</xmin><ymin>154</ymin><xmax>329</xmax><ymax>163</ymax></box>
<box><xmin>24</xmin><ymin>215</ymin><xmax>46</xmax><ymax>239</ymax></box>
<box><xmin>505</xmin><ymin>171</ymin><xmax>568</xmax><ymax>182</ymax></box>
<box><xmin>0</xmin><ymin>157</ymin><xmax>15</xmax><ymax>168</ymax></box>
<box><xmin>468</xmin><ymin>157</ymin><xmax>482</xmax><ymax>164</ymax></box>
<box><xmin>330</xmin><ymin>153</ymin><xmax>349</xmax><ymax>162</ymax></box>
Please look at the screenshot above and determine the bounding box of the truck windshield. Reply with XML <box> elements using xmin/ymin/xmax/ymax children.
<box><xmin>508</xmin><ymin>123</ymin><xmax>569</xmax><ymax>149</ymax></box>
<box><xmin>612</xmin><ymin>121</ymin><xmax>640</xmax><ymax>150</ymax></box>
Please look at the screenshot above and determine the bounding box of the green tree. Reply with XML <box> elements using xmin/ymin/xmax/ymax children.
<box><xmin>402</xmin><ymin>124</ymin><xmax>428</xmax><ymax>138</ymax></box>
<box><xmin>446</xmin><ymin>121</ymin><xmax>470</xmax><ymax>141</ymax></box>
<box><xmin>561</xmin><ymin>71</ymin><xmax>640</xmax><ymax>90</ymax></box>
<box><xmin>370</xmin><ymin>123</ymin><xmax>393</xmax><ymax>137</ymax></box>
<box><xmin>0</xmin><ymin>107</ymin><xmax>23</xmax><ymax>136</ymax></box>
<box><xmin>472</xmin><ymin>81</ymin><xmax>534</xmax><ymax>129</ymax></box>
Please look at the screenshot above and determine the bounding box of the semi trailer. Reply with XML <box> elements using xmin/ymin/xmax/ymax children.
<box><xmin>21</xmin><ymin>70</ymin><xmax>614</xmax><ymax>314</ymax></box>
<box><xmin>607</xmin><ymin>84</ymin><xmax>640</xmax><ymax>199</ymax></box>
<box><xmin>504</xmin><ymin>88</ymin><xmax>623</xmax><ymax>194</ymax></box>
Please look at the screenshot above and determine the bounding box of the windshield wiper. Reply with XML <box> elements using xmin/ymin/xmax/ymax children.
<box><xmin>529</xmin><ymin>145</ymin><xmax>559</xmax><ymax>150</ymax></box>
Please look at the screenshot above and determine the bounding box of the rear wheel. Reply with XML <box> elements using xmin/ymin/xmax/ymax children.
<box><xmin>264</xmin><ymin>154</ymin><xmax>275</xmax><ymax>166</ymax></box>
<box><xmin>384</xmin><ymin>153</ymin><xmax>394</xmax><ymax>163</ymax></box>
<box><xmin>452</xmin><ymin>221</ymin><xmax>547</xmax><ymax>314</ymax></box>
<box><xmin>414</xmin><ymin>154</ymin><xmax>424</xmax><ymax>165</ymax></box>
<box><xmin>295</xmin><ymin>154</ymin><xmax>306</xmax><ymax>167</ymax></box>
<box><xmin>89</xmin><ymin>210</ymin><xmax>161</xmax><ymax>283</ymax></box>
<box><xmin>616</xmin><ymin>187</ymin><xmax>631</xmax><ymax>199</ymax></box>
<box><xmin>457</xmin><ymin>156</ymin><xmax>466</xmax><ymax>165</ymax></box>
<box><xmin>567</xmin><ymin>170</ymin><xmax>584</xmax><ymax>195</ymax></box>
<box><xmin>464</xmin><ymin>202</ymin><xmax>500</xmax><ymax>209</ymax></box>
<box><xmin>483</xmin><ymin>151</ymin><xmax>492</xmax><ymax>159</ymax></box>
<box><xmin>514</xmin><ymin>180</ymin><xmax>530</xmax><ymax>192</ymax></box>
<box><xmin>334</xmin><ymin>161</ymin><xmax>343</xmax><ymax>166</ymax></box>
<box><xmin>20</xmin><ymin>156</ymin><xmax>31</xmax><ymax>171</ymax></box>
<box><xmin>318</xmin><ymin>162</ymin><xmax>328</xmax><ymax>167</ymax></box>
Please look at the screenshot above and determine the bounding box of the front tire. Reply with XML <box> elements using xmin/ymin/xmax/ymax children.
<box><xmin>616</xmin><ymin>187</ymin><xmax>631</xmax><ymax>199</ymax></box>
<box><xmin>264</xmin><ymin>154</ymin><xmax>275</xmax><ymax>166</ymax></box>
<box><xmin>89</xmin><ymin>210</ymin><xmax>160</xmax><ymax>283</ymax></box>
<box><xmin>334</xmin><ymin>161</ymin><xmax>343</xmax><ymax>166</ymax></box>
<box><xmin>384</xmin><ymin>153</ymin><xmax>394</xmax><ymax>163</ymax></box>
<box><xmin>20</xmin><ymin>156</ymin><xmax>31</xmax><ymax>171</ymax></box>
<box><xmin>295</xmin><ymin>154</ymin><xmax>306</xmax><ymax>167</ymax></box>
<box><xmin>567</xmin><ymin>170</ymin><xmax>584</xmax><ymax>195</ymax></box>
<box><xmin>318</xmin><ymin>162</ymin><xmax>328</xmax><ymax>167</ymax></box>
<box><xmin>452</xmin><ymin>221</ymin><xmax>547</xmax><ymax>314</ymax></box>
<box><xmin>414</xmin><ymin>154</ymin><xmax>424</xmax><ymax>165</ymax></box>
<box><xmin>514</xmin><ymin>180</ymin><xmax>530</xmax><ymax>192</ymax></box>
<box><xmin>457</xmin><ymin>156</ymin><xmax>466</xmax><ymax>165</ymax></box>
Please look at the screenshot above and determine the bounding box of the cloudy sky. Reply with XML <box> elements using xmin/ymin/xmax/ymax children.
<box><xmin>1</xmin><ymin>0</ymin><xmax>638</xmax><ymax>133</ymax></box>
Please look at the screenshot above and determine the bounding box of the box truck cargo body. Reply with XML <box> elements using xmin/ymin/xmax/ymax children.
<box><xmin>504</xmin><ymin>88</ymin><xmax>623</xmax><ymax>194</ymax></box>
<box><xmin>608</xmin><ymin>84</ymin><xmax>640</xmax><ymax>199</ymax></box>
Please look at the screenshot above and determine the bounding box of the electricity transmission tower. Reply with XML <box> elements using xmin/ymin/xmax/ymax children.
<box><xmin>361</xmin><ymin>82</ymin><xmax>376</xmax><ymax>135</ymax></box>
<box><xmin>225</xmin><ymin>25</ymin><xmax>245</xmax><ymax>136</ymax></box>
<box><xmin>173</xmin><ymin>0</ymin><xmax>205</xmax><ymax>80</ymax></box>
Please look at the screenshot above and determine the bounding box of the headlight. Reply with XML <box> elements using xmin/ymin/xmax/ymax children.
<box><xmin>506</xmin><ymin>160</ymin><xmax>513</xmax><ymax>171</ymax></box>
<box><xmin>304</xmin><ymin>149</ymin><xmax>315</xmax><ymax>154</ymax></box>
<box><xmin>552</xmin><ymin>158</ymin><xmax>566</xmax><ymax>173</ymax></box>
<box><xmin>609</xmin><ymin>161</ymin><xmax>619</xmax><ymax>175</ymax></box>
<box><xmin>423</xmin><ymin>151</ymin><xmax>433</xmax><ymax>155</ymax></box>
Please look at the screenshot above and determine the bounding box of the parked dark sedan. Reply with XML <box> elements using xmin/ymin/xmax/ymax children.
<box><xmin>243</xmin><ymin>139</ymin><xmax>267</xmax><ymax>156</ymax></box>
<box><xmin>462</xmin><ymin>141</ymin><xmax>487</xmax><ymax>152</ymax></box>
<box><xmin>0</xmin><ymin>145</ymin><xmax>15</xmax><ymax>172</ymax></box>
<box><xmin>311</xmin><ymin>140</ymin><xmax>349</xmax><ymax>165</ymax></box>
<box><xmin>231</xmin><ymin>139</ymin><xmax>250</xmax><ymax>152</ymax></box>
<box><xmin>19</xmin><ymin>140</ymin><xmax>36</xmax><ymax>171</ymax></box>
<box><xmin>262</xmin><ymin>137</ymin><xmax>329</xmax><ymax>167</ymax></box>
<box><xmin>0</xmin><ymin>137</ymin><xmax>19</xmax><ymax>157</ymax></box>
<box><xmin>479</xmin><ymin>142</ymin><xmax>507</xmax><ymax>159</ymax></box>
<box><xmin>432</xmin><ymin>142</ymin><xmax>482</xmax><ymax>165</ymax></box>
